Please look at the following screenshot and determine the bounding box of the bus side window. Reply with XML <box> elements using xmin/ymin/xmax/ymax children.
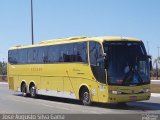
<box><xmin>27</xmin><ymin>48</ymin><xmax>37</xmax><ymax>64</ymax></box>
<box><xmin>8</xmin><ymin>50</ymin><xmax>18</xmax><ymax>64</ymax></box>
<box><xmin>73</xmin><ymin>42</ymin><xmax>88</xmax><ymax>63</ymax></box>
<box><xmin>89</xmin><ymin>41</ymin><xmax>106</xmax><ymax>84</ymax></box>
<box><xmin>27</xmin><ymin>49</ymin><xmax>33</xmax><ymax>64</ymax></box>
<box><xmin>19</xmin><ymin>49</ymin><xmax>27</xmax><ymax>64</ymax></box>
<box><xmin>48</xmin><ymin>45</ymin><xmax>57</xmax><ymax>63</ymax></box>
<box><xmin>37</xmin><ymin>47</ymin><xmax>48</xmax><ymax>63</ymax></box>
<box><xmin>90</xmin><ymin>42</ymin><xmax>103</xmax><ymax>66</ymax></box>
<box><xmin>63</xmin><ymin>44</ymin><xmax>74</xmax><ymax>62</ymax></box>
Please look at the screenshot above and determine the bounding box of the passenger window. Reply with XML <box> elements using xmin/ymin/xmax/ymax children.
<box><xmin>89</xmin><ymin>41</ymin><xmax>106</xmax><ymax>84</ymax></box>
<box><xmin>8</xmin><ymin>42</ymin><xmax>88</xmax><ymax>64</ymax></box>
<box><xmin>8</xmin><ymin>50</ymin><xmax>18</xmax><ymax>64</ymax></box>
<box><xmin>48</xmin><ymin>46</ymin><xmax>58</xmax><ymax>63</ymax></box>
<box><xmin>37</xmin><ymin>47</ymin><xmax>48</xmax><ymax>63</ymax></box>
<box><xmin>27</xmin><ymin>48</ymin><xmax>33</xmax><ymax>64</ymax></box>
<box><xmin>73</xmin><ymin>42</ymin><xmax>88</xmax><ymax>63</ymax></box>
<box><xmin>63</xmin><ymin>44</ymin><xmax>74</xmax><ymax>62</ymax></box>
<box><xmin>19</xmin><ymin>49</ymin><xmax>28</xmax><ymax>64</ymax></box>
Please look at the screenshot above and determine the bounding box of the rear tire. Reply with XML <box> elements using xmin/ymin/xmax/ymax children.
<box><xmin>21</xmin><ymin>83</ymin><xmax>27</xmax><ymax>97</ymax></box>
<box><xmin>29</xmin><ymin>85</ymin><xmax>37</xmax><ymax>98</ymax></box>
<box><xmin>81</xmin><ymin>88</ymin><xmax>91</xmax><ymax>106</ymax></box>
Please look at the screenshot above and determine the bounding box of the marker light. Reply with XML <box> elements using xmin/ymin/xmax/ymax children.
<box><xmin>109</xmin><ymin>90</ymin><xmax>122</xmax><ymax>94</ymax></box>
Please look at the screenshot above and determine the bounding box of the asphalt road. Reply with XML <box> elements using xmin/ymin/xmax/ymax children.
<box><xmin>0</xmin><ymin>83</ymin><xmax>160</xmax><ymax>120</ymax></box>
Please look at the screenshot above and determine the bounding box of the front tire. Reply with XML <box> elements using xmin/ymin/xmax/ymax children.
<box><xmin>81</xmin><ymin>88</ymin><xmax>91</xmax><ymax>106</ymax></box>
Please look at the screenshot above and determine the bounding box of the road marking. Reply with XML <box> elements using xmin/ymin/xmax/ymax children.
<box><xmin>10</xmin><ymin>97</ymin><xmax>74</xmax><ymax>111</ymax></box>
<box><xmin>11</xmin><ymin>98</ymin><xmax>34</xmax><ymax>104</ymax></box>
<box><xmin>8</xmin><ymin>96</ymin><xmax>98</xmax><ymax>114</ymax></box>
<box><xmin>151</xmin><ymin>93</ymin><xmax>160</xmax><ymax>97</ymax></box>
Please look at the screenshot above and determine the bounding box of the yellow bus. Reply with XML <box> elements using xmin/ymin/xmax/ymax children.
<box><xmin>8</xmin><ymin>36</ymin><xmax>152</xmax><ymax>105</ymax></box>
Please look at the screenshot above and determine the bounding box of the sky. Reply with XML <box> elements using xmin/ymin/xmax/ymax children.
<box><xmin>0</xmin><ymin>0</ymin><xmax>160</xmax><ymax>62</ymax></box>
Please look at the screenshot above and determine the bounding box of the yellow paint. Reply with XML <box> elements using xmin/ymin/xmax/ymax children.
<box><xmin>8</xmin><ymin>36</ymin><xmax>150</xmax><ymax>103</ymax></box>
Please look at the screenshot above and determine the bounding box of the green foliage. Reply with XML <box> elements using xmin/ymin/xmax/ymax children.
<box><xmin>153</xmin><ymin>57</ymin><xmax>160</xmax><ymax>66</ymax></box>
<box><xmin>0</xmin><ymin>61</ymin><xmax>7</xmax><ymax>75</ymax></box>
<box><xmin>151</xmin><ymin>57</ymin><xmax>160</xmax><ymax>78</ymax></box>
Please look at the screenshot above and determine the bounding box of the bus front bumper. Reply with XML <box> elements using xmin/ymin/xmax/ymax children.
<box><xmin>108</xmin><ymin>93</ymin><xmax>151</xmax><ymax>103</ymax></box>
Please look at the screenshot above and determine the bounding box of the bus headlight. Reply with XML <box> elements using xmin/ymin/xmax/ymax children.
<box><xmin>109</xmin><ymin>90</ymin><xmax>122</xmax><ymax>94</ymax></box>
<box><xmin>143</xmin><ymin>88</ymin><xmax>150</xmax><ymax>93</ymax></box>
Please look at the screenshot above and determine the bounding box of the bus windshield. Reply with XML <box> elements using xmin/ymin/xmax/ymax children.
<box><xmin>103</xmin><ymin>41</ymin><xmax>150</xmax><ymax>86</ymax></box>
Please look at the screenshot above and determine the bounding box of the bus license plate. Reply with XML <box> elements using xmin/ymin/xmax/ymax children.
<box><xmin>129</xmin><ymin>96</ymin><xmax>137</xmax><ymax>101</ymax></box>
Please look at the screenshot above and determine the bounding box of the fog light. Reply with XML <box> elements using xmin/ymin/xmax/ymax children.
<box><xmin>143</xmin><ymin>88</ymin><xmax>150</xmax><ymax>93</ymax></box>
<box><xmin>109</xmin><ymin>90</ymin><xmax>122</xmax><ymax>94</ymax></box>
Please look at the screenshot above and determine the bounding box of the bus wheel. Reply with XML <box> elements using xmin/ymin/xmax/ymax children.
<box><xmin>81</xmin><ymin>88</ymin><xmax>91</xmax><ymax>106</ymax></box>
<box><xmin>21</xmin><ymin>83</ymin><xmax>27</xmax><ymax>97</ymax></box>
<box><xmin>29</xmin><ymin>85</ymin><xmax>36</xmax><ymax>98</ymax></box>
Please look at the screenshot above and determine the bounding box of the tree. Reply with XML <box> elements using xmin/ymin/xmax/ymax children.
<box><xmin>0</xmin><ymin>61</ymin><xmax>7</xmax><ymax>81</ymax></box>
<box><xmin>153</xmin><ymin>57</ymin><xmax>160</xmax><ymax>79</ymax></box>
<box><xmin>0</xmin><ymin>61</ymin><xmax>7</xmax><ymax>75</ymax></box>
<box><xmin>154</xmin><ymin>57</ymin><xmax>160</xmax><ymax>65</ymax></box>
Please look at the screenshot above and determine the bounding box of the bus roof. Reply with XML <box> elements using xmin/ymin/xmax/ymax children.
<box><xmin>9</xmin><ymin>36</ymin><xmax>141</xmax><ymax>50</ymax></box>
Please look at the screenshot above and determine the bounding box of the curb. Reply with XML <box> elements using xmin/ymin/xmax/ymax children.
<box><xmin>151</xmin><ymin>93</ymin><xmax>160</xmax><ymax>97</ymax></box>
<box><xmin>151</xmin><ymin>80</ymin><xmax>160</xmax><ymax>81</ymax></box>
<box><xmin>0</xmin><ymin>82</ymin><xmax>8</xmax><ymax>85</ymax></box>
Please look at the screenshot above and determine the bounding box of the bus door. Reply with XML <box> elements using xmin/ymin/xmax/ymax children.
<box><xmin>89</xmin><ymin>41</ymin><xmax>107</xmax><ymax>102</ymax></box>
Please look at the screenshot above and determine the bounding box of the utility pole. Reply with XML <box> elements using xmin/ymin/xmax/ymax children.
<box><xmin>156</xmin><ymin>61</ymin><xmax>158</xmax><ymax>80</ymax></box>
<box><xmin>31</xmin><ymin>0</ymin><xmax>34</xmax><ymax>45</ymax></box>
<box><xmin>158</xmin><ymin>47</ymin><xmax>160</xmax><ymax>59</ymax></box>
<box><xmin>147</xmin><ymin>41</ymin><xmax>149</xmax><ymax>55</ymax></box>
<box><xmin>157</xmin><ymin>47</ymin><xmax>160</xmax><ymax>80</ymax></box>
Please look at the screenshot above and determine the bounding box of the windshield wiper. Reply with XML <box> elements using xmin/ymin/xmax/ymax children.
<box><xmin>133</xmin><ymin>69</ymin><xmax>143</xmax><ymax>83</ymax></box>
<box><xmin>122</xmin><ymin>66</ymin><xmax>143</xmax><ymax>85</ymax></box>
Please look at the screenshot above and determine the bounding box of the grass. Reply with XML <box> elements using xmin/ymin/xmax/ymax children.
<box><xmin>0</xmin><ymin>76</ymin><xmax>7</xmax><ymax>82</ymax></box>
<box><xmin>150</xmin><ymin>84</ymin><xmax>160</xmax><ymax>93</ymax></box>
<box><xmin>0</xmin><ymin>79</ymin><xmax>7</xmax><ymax>82</ymax></box>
